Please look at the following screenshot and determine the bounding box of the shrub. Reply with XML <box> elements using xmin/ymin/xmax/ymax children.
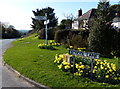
<box><xmin>38</xmin><ymin>28</ymin><xmax>56</xmax><ymax>40</ymax></box>
<box><xmin>88</xmin><ymin>1</ymin><xmax>117</xmax><ymax>57</ymax></box>
<box><xmin>70</xmin><ymin>34</ymin><xmax>88</xmax><ymax>49</ymax></box>
<box><xmin>54</xmin><ymin>30</ymin><xmax>70</xmax><ymax>43</ymax></box>
<box><xmin>112</xmin><ymin>30</ymin><xmax>120</xmax><ymax>57</ymax></box>
<box><xmin>54</xmin><ymin>29</ymin><xmax>89</xmax><ymax>48</ymax></box>
<box><xmin>38</xmin><ymin>29</ymin><xmax>45</xmax><ymax>39</ymax></box>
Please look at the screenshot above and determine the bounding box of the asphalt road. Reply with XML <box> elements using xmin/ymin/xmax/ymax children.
<box><xmin>0</xmin><ymin>39</ymin><xmax>34</xmax><ymax>88</ymax></box>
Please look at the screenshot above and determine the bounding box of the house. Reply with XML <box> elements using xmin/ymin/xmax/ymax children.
<box><xmin>72</xmin><ymin>8</ymin><xmax>96</xmax><ymax>30</ymax></box>
<box><xmin>72</xmin><ymin>8</ymin><xmax>120</xmax><ymax>29</ymax></box>
<box><xmin>112</xmin><ymin>13</ymin><xmax>120</xmax><ymax>29</ymax></box>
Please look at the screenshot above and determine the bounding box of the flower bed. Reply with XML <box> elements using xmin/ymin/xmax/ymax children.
<box><xmin>54</xmin><ymin>52</ymin><xmax>120</xmax><ymax>84</ymax></box>
<box><xmin>38</xmin><ymin>41</ymin><xmax>61</xmax><ymax>50</ymax></box>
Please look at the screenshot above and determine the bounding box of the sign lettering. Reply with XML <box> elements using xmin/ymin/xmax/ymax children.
<box><xmin>69</xmin><ymin>50</ymin><xmax>100</xmax><ymax>59</ymax></box>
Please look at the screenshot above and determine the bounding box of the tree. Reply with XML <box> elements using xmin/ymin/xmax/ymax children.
<box><xmin>64</xmin><ymin>13</ymin><xmax>75</xmax><ymax>21</ymax></box>
<box><xmin>88</xmin><ymin>0</ymin><xmax>116</xmax><ymax>56</ymax></box>
<box><xmin>31</xmin><ymin>7</ymin><xmax>58</xmax><ymax>31</ymax></box>
<box><xmin>110</xmin><ymin>2</ymin><xmax>120</xmax><ymax>14</ymax></box>
<box><xmin>58</xmin><ymin>19</ymin><xmax>72</xmax><ymax>29</ymax></box>
<box><xmin>1</xmin><ymin>22</ymin><xmax>21</xmax><ymax>39</ymax></box>
<box><xmin>63</xmin><ymin>13</ymin><xmax>75</xmax><ymax>29</ymax></box>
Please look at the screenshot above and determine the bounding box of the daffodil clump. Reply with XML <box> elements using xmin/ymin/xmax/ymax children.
<box><xmin>38</xmin><ymin>43</ymin><xmax>55</xmax><ymax>50</ymax></box>
<box><xmin>38</xmin><ymin>41</ymin><xmax>61</xmax><ymax>50</ymax></box>
<box><xmin>69</xmin><ymin>46</ymin><xmax>86</xmax><ymax>51</ymax></box>
<box><xmin>54</xmin><ymin>53</ymin><xmax>120</xmax><ymax>84</ymax></box>
<box><xmin>74</xmin><ymin>62</ymin><xmax>90</xmax><ymax>77</ymax></box>
<box><xmin>92</xmin><ymin>59</ymin><xmax>120</xmax><ymax>84</ymax></box>
<box><xmin>54</xmin><ymin>54</ymin><xmax>73</xmax><ymax>72</ymax></box>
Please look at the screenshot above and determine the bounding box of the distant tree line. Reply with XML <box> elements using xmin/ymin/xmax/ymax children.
<box><xmin>0</xmin><ymin>22</ymin><xmax>21</xmax><ymax>39</ymax></box>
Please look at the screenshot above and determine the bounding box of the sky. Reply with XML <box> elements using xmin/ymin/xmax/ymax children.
<box><xmin>0</xmin><ymin>0</ymin><xmax>119</xmax><ymax>30</ymax></box>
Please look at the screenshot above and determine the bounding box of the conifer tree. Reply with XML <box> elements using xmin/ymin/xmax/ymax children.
<box><xmin>88</xmin><ymin>0</ymin><xmax>116</xmax><ymax>56</ymax></box>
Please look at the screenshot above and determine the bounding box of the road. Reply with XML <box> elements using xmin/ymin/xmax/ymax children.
<box><xmin>0</xmin><ymin>39</ymin><xmax>34</xmax><ymax>88</ymax></box>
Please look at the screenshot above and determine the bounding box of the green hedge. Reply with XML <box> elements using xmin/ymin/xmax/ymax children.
<box><xmin>54</xmin><ymin>29</ymin><xmax>89</xmax><ymax>48</ymax></box>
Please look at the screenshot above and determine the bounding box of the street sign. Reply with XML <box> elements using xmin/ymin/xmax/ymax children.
<box><xmin>69</xmin><ymin>50</ymin><xmax>100</xmax><ymax>59</ymax></box>
<box><xmin>35</xmin><ymin>16</ymin><xmax>47</xmax><ymax>20</ymax></box>
<box><xmin>35</xmin><ymin>13</ymin><xmax>48</xmax><ymax>45</ymax></box>
<box><xmin>44</xmin><ymin>20</ymin><xmax>49</xmax><ymax>25</ymax></box>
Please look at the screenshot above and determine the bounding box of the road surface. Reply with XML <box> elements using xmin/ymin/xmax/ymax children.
<box><xmin>0</xmin><ymin>39</ymin><xmax>34</xmax><ymax>88</ymax></box>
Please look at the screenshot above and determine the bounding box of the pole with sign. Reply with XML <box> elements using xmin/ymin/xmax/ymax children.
<box><xmin>45</xmin><ymin>13</ymin><xmax>48</xmax><ymax>45</ymax></box>
<box><xmin>35</xmin><ymin>13</ymin><xmax>48</xmax><ymax>45</ymax></box>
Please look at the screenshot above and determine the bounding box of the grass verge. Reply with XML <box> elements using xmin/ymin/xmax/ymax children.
<box><xmin>3</xmin><ymin>33</ymin><xmax>120</xmax><ymax>87</ymax></box>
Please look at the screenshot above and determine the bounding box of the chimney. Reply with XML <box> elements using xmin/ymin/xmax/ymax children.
<box><xmin>78</xmin><ymin>8</ymin><xmax>82</xmax><ymax>17</ymax></box>
<box><xmin>115</xmin><ymin>12</ymin><xmax>120</xmax><ymax>17</ymax></box>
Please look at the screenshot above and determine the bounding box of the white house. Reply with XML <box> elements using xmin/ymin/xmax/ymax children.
<box><xmin>72</xmin><ymin>9</ymin><xmax>120</xmax><ymax>29</ymax></box>
<box><xmin>112</xmin><ymin>13</ymin><xmax>120</xmax><ymax>29</ymax></box>
<box><xmin>72</xmin><ymin>8</ymin><xmax>96</xmax><ymax>30</ymax></box>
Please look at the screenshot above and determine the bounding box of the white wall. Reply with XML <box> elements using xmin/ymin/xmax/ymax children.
<box><xmin>72</xmin><ymin>20</ymin><xmax>79</xmax><ymax>29</ymax></box>
<box><xmin>112</xmin><ymin>22</ymin><xmax>120</xmax><ymax>29</ymax></box>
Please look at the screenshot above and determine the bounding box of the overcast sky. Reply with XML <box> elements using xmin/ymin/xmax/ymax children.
<box><xmin>0</xmin><ymin>0</ymin><xmax>118</xmax><ymax>30</ymax></box>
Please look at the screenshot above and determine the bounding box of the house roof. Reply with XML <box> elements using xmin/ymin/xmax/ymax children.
<box><xmin>113</xmin><ymin>13</ymin><xmax>120</xmax><ymax>22</ymax></box>
<box><xmin>77</xmin><ymin>8</ymin><xmax>96</xmax><ymax>21</ymax></box>
<box><xmin>113</xmin><ymin>17</ymin><xmax>120</xmax><ymax>22</ymax></box>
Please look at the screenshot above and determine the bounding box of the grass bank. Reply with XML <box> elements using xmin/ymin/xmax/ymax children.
<box><xmin>3</xmin><ymin>33</ymin><xmax>120</xmax><ymax>87</ymax></box>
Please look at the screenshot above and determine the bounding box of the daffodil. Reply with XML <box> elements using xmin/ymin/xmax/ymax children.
<box><xmin>58</xmin><ymin>65</ymin><xmax>62</xmax><ymax>69</ymax></box>
<box><xmin>71</xmin><ymin>65</ymin><xmax>74</xmax><ymax>67</ymax></box>
<box><xmin>105</xmin><ymin>75</ymin><xmax>109</xmax><ymax>78</ymax></box>
<box><xmin>118</xmin><ymin>77</ymin><xmax>120</xmax><ymax>80</ymax></box>
<box><xmin>79</xmin><ymin>62</ymin><xmax>82</xmax><ymax>64</ymax></box>
<box><xmin>94</xmin><ymin>59</ymin><xmax>98</xmax><ymax>61</ymax></box>
<box><xmin>54</xmin><ymin>60</ymin><xmax>57</xmax><ymax>63</ymax></box>
<box><xmin>64</xmin><ymin>65</ymin><xmax>70</xmax><ymax>69</ymax></box>
<box><xmin>77</xmin><ymin>48</ymin><xmax>81</xmax><ymax>50</ymax></box>
<box><xmin>109</xmin><ymin>69</ymin><xmax>113</xmax><ymax>72</ymax></box>
<box><xmin>112</xmin><ymin>64</ymin><xmax>117</xmax><ymax>71</ymax></box>
<box><xmin>74</xmin><ymin>72</ymin><xmax>79</xmax><ymax>76</ymax></box>
<box><xmin>75</xmin><ymin>64</ymin><xmax>79</xmax><ymax>69</ymax></box>
<box><xmin>114</xmin><ymin>77</ymin><xmax>117</xmax><ymax>80</ymax></box>
<box><xmin>69</xmin><ymin>46</ymin><xmax>73</xmax><ymax>49</ymax></box>
<box><xmin>100</xmin><ymin>65</ymin><xmax>104</xmax><ymax>69</ymax></box>
<box><xmin>80</xmin><ymin>70</ymin><xmax>83</xmax><ymax>73</ymax></box>
<box><xmin>94</xmin><ymin>66</ymin><xmax>97</xmax><ymax>69</ymax></box>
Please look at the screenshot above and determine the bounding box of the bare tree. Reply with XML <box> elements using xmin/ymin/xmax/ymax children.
<box><xmin>63</xmin><ymin>13</ymin><xmax>76</xmax><ymax>21</ymax></box>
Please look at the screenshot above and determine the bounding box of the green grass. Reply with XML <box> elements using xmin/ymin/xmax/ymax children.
<box><xmin>3</xmin><ymin>33</ymin><xmax>120</xmax><ymax>87</ymax></box>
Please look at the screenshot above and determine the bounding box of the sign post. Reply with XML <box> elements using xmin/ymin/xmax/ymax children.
<box><xmin>69</xmin><ymin>50</ymin><xmax>100</xmax><ymax>79</ymax></box>
<box><xmin>45</xmin><ymin>13</ymin><xmax>48</xmax><ymax>45</ymax></box>
<box><xmin>35</xmin><ymin>13</ymin><xmax>48</xmax><ymax>45</ymax></box>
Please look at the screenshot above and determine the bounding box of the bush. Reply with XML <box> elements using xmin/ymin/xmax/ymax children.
<box><xmin>38</xmin><ymin>29</ymin><xmax>45</xmax><ymax>39</ymax></box>
<box><xmin>54</xmin><ymin>29</ymin><xmax>89</xmax><ymax>48</ymax></box>
<box><xmin>38</xmin><ymin>28</ymin><xmax>56</xmax><ymax>40</ymax></box>
<box><xmin>70</xmin><ymin>31</ymin><xmax>89</xmax><ymax>49</ymax></box>
<box><xmin>112</xmin><ymin>30</ymin><xmax>120</xmax><ymax>57</ymax></box>
<box><xmin>54</xmin><ymin>30</ymin><xmax>70</xmax><ymax>43</ymax></box>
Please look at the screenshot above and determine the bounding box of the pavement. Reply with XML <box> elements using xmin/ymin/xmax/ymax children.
<box><xmin>0</xmin><ymin>39</ymin><xmax>35</xmax><ymax>88</ymax></box>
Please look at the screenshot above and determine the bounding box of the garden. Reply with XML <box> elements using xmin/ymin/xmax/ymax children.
<box><xmin>4</xmin><ymin>34</ymin><xmax>120</xmax><ymax>87</ymax></box>
<box><xmin>3</xmin><ymin>0</ymin><xmax>120</xmax><ymax>88</ymax></box>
